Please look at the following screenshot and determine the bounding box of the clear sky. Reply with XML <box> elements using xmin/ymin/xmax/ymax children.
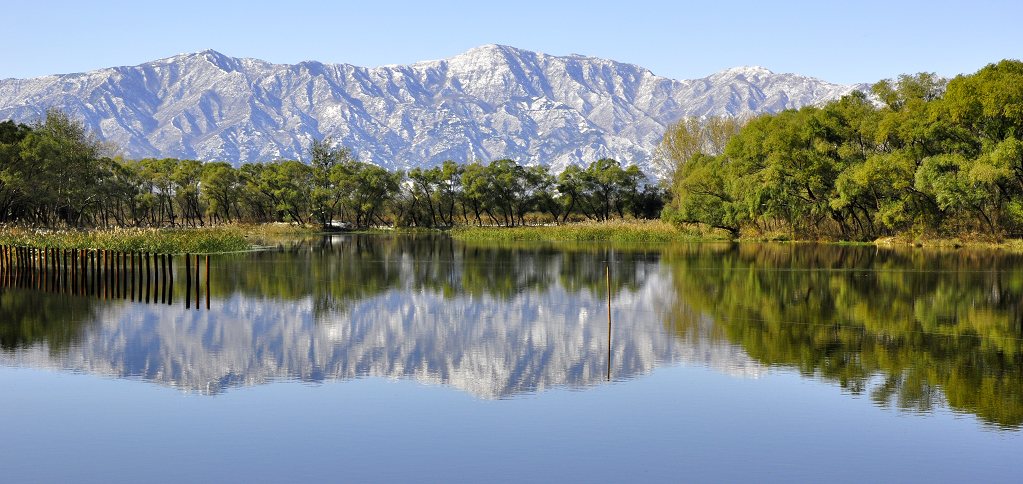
<box><xmin>2</xmin><ymin>0</ymin><xmax>1020</xmax><ymax>84</ymax></box>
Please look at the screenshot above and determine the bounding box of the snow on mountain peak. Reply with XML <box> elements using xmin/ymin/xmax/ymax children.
<box><xmin>0</xmin><ymin>46</ymin><xmax>866</xmax><ymax>172</ymax></box>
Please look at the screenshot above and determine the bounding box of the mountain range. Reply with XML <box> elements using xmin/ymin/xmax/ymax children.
<box><xmin>0</xmin><ymin>45</ymin><xmax>868</xmax><ymax>172</ymax></box>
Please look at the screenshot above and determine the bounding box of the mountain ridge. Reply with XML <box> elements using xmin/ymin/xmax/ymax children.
<box><xmin>0</xmin><ymin>45</ymin><xmax>869</xmax><ymax>172</ymax></box>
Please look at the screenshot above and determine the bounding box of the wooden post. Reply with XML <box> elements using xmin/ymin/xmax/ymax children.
<box><xmin>185</xmin><ymin>253</ymin><xmax>191</xmax><ymax>309</ymax></box>
<box><xmin>167</xmin><ymin>254</ymin><xmax>173</xmax><ymax>305</ymax></box>
<box><xmin>145</xmin><ymin>252</ymin><xmax>151</xmax><ymax>304</ymax></box>
<box><xmin>136</xmin><ymin>252</ymin><xmax>142</xmax><ymax>301</ymax></box>
<box><xmin>205</xmin><ymin>255</ymin><xmax>210</xmax><ymax>310</ymax></box>
<box><xmin>161</xmin><ymin>253</ymin><xmax>167</xmax><ymax>304</ymax></box>
<box><xmin>606</xmin><ymin>263</ymin><xmax>612</xmax><ymax>381</ymax></box>
<box><xmin>113</xmin><ymin>251</ymin><xmax>119</xmax><ymax>299</ymax></box>
<box><xmin>121</xmin><ymin>251</ymin><xmax>127</xmax><ymax>299</ymax></box>
<box><xmin>129</xmin><ymin>252</ymin><xmax>135</xmax><ymax>301</ymax></box>
<box><xmin>70</xmin><ymin>249</ymin><xmax>77</xmax><ymax>294</ymax></box>
<box><xmin>41</xmin><ymin>248</ymin><xmax>47</xmax><ymax>292</ymax></box>
<box><xmin>137</xmin><ymin>252</ymin><xmax>143</xmax><ymax>301</ymax></box>
<box><xmin>61</xmin><ymin>249</ymin><xmax>67</xmax><ymax>293</ymax></box>
<box><xmin>92</xmin><ymin>250</ymin><xmax>98</xmax><ymax>297</ymax></box>
<box><xmin>194</xmin><ymin>254</ymin><xmax>200</xmax><ymax>310</ymax></box>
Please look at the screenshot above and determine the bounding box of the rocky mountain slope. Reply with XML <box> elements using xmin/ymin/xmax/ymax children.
<box><xmin>0</xmin><ymin>45</ymin><xmax>867</xmax><ymax>171</ymax></box>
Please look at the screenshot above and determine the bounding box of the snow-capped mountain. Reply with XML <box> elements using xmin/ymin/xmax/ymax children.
<box><xmin>0</xmin><ymin>45</ymin><xmax>867</xmax><ymax>171</ymax></box>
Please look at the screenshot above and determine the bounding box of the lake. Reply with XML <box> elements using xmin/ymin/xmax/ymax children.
<box><xmin>1</xmin><ymin>235</ymin><xmax>1021</xmax><ymax>482</ymax></box>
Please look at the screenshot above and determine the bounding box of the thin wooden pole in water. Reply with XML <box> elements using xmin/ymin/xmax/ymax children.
<box><xmin>91</xmin><ymin>250</ymin><xmax>97</xmax><ymax>297</ymax></box>
<box><xmin>70</xmin><ymin>249</ymin><xmax>76</xmax><ymax>294</ymax></box>
<box><xmin>194</xmin><ymin>255</ymin><xmax>200</xmax><ymax>310</ymax></box>
<box><xmin>43</xmin><ymin>248</ymin><xmax>48</xmax><ymax>292</ymax></box>
<box><xmin>103</xmin><ymin>249</ymin><xmax>109</xmax><ymax>299</ymax></box>
<box><xmin>83</xmin><ymin>250</ymin><xmax>89</xmax><ymax>296</ymax></box>
<box><xmin>39</xmin><ymin>248</ymin><xmax>45</xmax><ymax>291</ymax></box>
<box><xmin>185</xmin><ymin>253</ymin><xmax>191</xmax><ymax>309</ymax></box>
<box><xmin>114</xmin><ymin>251</ymin><xmax>120</xmax><ymax>299</ymax></box>
<box><xmin>167</xmin><ymin>254</ymin><xmax>173</xmax><ymax>305</ymax></box>
<box><xmin>145</xmin><ymin>252</ymin><xmax>151</xmax><ymax>304</ymax></box>
<box><xmin>110</xmin><ymin>250</ymin><xmax>116</xmax><ymax>298</ymax></box>
<box><xmin>205</xmin><ymin>255</ymin><xmax>210</xmax><ymax>310</ymax></box>
<box><xmin>129</xmin><ymin>252</ymin><xmax>134</xmax><ymax>301</ymax></box>
<box><xmin>61</xmin><ymin>249</ymin><xmax>67</xmax><ymax>293</ymax></box>
<box><xmin>51</xmin><ymin>248</ymin><xmax>56</xmax><ymax>292</ymax></box>
<box><xmin>106</xmin><ymin>250</ymin><xmax>112</xmax><ymax>299</ymax></box>
<box><xmin>136</xmin><ymin>252</ymin><xmax>143</xmax><ymax>301</ymax></box>
<box><xmin>160</xmin><ymin>253</ymin><xmax>167</xmax><ymax>304</ymax></box>
<box><xmin>606</xmin><ymin>263</ymin><xmax>612</xmax><ymax>382</ymax></box>
<box><xmin>121</xmin><ymin>251</ymin><xmax>127</xmax><ymax>299</ymax></box>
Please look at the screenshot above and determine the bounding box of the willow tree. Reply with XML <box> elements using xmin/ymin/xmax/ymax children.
<box><xmin>654</xmin><ymin>115</ymin><xmax>743</xmax><ymax>182</ymax></box>
<box><xmin>17</xmin><ymin>109</ymin><xmax>107</xmax><ymax>226</ymax></box>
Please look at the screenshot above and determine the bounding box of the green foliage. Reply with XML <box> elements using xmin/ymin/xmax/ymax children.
<box><xmin>0</xmin><ymin>115</ymin><xmax>665</xmax><ymax>231</ymax></box>
<box><xmin>664</xmin><ymin>59</ymin><xmax>1023</xmax><ymax>240</ymax></box>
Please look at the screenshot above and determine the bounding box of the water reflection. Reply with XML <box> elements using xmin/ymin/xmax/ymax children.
<box><xmin>0</xmin><ymin>235</ymin><xmax>761</xmax><ymax>399</ymax></box>
<box><xmin>0</xmin><ymin>236</ymin><xmax>1021</xmax><ymax>429</ymax></box>
<box><xmin>663</xmin><ymin>243</ymin><xmax>1023</xmax><ymax>429</ymax></box>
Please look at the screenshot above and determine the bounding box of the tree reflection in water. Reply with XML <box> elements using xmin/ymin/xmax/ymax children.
<box><xmin>662</xmin><ymin>243</ymin><xmax>1023</xmax><ymax>429</ymax></box>
<box><xmin>0</xmin><ymin>235</ymin><xmax>1020</xmax><ymax>429</ymax></box>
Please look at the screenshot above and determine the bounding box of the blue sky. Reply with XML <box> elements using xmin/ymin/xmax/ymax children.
<box><xmin>2</xmin><ymin>0</ymin><xmax>1019</xmax><ymax>83</ymax></box>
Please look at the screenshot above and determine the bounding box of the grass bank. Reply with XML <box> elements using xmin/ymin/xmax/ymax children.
<box><xmin>872</xmin><ymin>235</ymin><xmax>1023</xmax><ymax>252</ymax></box>
<box><xmin>449</xmin><ymin>220</ymin><xmax>722</xmax><ymax>244</ymax></box>
<box><xmin>0</xmin><ymin>225</ymin><xmax>315</xmax><ymax>253</ymax></box>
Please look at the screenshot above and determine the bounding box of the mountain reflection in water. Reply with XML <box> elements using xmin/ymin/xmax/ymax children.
<box><xmin>1</xmin><ymin>235</ymin><xmax>1021</xmax><ymax>429</ymax></box>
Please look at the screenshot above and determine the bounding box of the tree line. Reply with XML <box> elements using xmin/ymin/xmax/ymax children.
<box><xmin>661</xmin><ymin>59</ymin><xmax>1023</xmax><ymax>240</ymax></box>
<box><xmin>0</xmin><ymin>112</ymin><xmax>663</xmax><ymax>229</ymax></box>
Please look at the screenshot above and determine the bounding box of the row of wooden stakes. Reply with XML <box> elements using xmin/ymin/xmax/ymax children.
<box><xmin>0</xmin><ymin>246</ymin><xmax>211</xmax><ymax>309</ymax></box>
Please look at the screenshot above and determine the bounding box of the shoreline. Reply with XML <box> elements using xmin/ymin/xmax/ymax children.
<box><xmin>0</xmin><ymin>224</ymin><xmax>315</xmax><ymax>254</ymax></box>
<box><xmin>4</xmin><ymin>222</ymin><xmax>1021</xmax><ymax>253</ymax></box>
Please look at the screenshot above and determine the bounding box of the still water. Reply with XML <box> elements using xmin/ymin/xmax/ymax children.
<box><xmin>1</xmin><ymin>235</ymin><xmax>1021</xmax><ymax>482</ymax></box>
